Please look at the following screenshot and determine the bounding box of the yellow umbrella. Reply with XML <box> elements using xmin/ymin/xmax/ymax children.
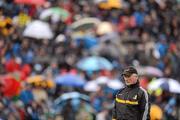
<box><xmin>26</xmin><ymin>75</ymin><xmax>44</xmax><ymax>83</ymax></box>
<box><xmin>98</xmin><ymin>0</ymin><xmax>122</xmax><ymax>10</ymax></box>
<box><xmin>150</xmin><ymin>104</ymin><xmax>163</xmax><ymax>120</ymax></box>
<box><xmin>46</xmin><ymin>80</ymin><xmax>55</xmax><ymax>88</ymax></box>
<box><xmin>27</xmin><ymin>75</ymin><xmax>55</xmax><ymax>88</ymax></box>
<box><xmin>38</xmin><ymin>79</ymin><xmax>55</xmax><ymax>88</ymax></box>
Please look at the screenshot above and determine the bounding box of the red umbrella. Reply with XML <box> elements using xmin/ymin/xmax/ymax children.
<box><xmin>15</xmin><ymin>0</ymin><xmax>46</xmax><ymax>6</ymax></box>
<box><xmin>5</xmin><ymin>59</ymin><xmax>20</xmax><ymax>72</ymax></box>
<box><xmin>21</xmin><ymin>64</ymin><xmax>32</xmax><ymax>76</ymax></box>
<box><xmin>1</xmin><ymin>75</ymin><xmax>21</xmax><ymax>97</ymax></box>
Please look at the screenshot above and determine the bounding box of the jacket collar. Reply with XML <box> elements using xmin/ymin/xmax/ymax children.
<box><xmin>126</xmin><ymin>81</ymin><xmax>139</xmax><ymax>88</ymax></box>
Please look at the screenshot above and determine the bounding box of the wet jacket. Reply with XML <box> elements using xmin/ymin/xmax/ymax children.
<box><xmin>112</xmin><ymin>82</ymin><xmax>150</xmax><ymax>120</ymax></box>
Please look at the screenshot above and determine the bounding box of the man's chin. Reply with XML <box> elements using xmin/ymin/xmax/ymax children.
<box><xmin>125</xmin><ymin>82</ymin><xmax>132</xmax><ymax>86</ymax></box>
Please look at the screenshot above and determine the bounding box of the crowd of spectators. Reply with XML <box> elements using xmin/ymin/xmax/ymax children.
<box><xmin>0</xmin><ymin>0</ymin><xmax>180</xmax><ymax>120</ymax></box>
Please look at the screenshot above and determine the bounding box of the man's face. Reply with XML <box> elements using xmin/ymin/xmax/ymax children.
<box><xmin>123</xmin><ymin>73</ymin><xmax>138</xmax><ymax>85</ymax></box>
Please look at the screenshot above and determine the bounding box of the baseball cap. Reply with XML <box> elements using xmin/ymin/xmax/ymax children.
<box><xmin>122</xmin><ymin>66</ymin><xmax>138</xmax><ymax>77</ymax></box>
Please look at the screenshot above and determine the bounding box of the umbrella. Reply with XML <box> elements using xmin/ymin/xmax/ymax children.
<box><xmin>70</xmin><ymin>17</ymin><xmax>101</xmax><ymax>31</ymax></box>
<box><xmin>52</xmin><ymin>92</ymin><xmax>92</xmax><ymax>114</ymax></box>
<box><xmin>54</xmin><ymin>74</ymin><xmax>86</xmax><ymax>87</ymax></box>
<box><xmin>54</xmin><ymin>92</ymin><xmax>90</xmax><ymax>104</ymax></box>
<box><xmin>95</xmin><ymin>76</ymin><xmax>109</xmax><ymax>84</ymax></box>
<box><xmin>5</xmin><ymin>58</ymin><xmax>20</xmax><ymax>72</ymax></box>
<box><xmin>137</xmin><ymin>66</ymin><xmax>163</xmax><ymax>77</ymax></box>
<box><xmin>23</xmin><ymin>20</ymin><xmax>53</xmax><ymax>39</ymax></box>
<box><xmin>1</xmin><ymin>75</ymin><xmax>21</xmax><ymax>97</ymax></box>
<box><xmin>96</xmin><ymin>22</ymin><xmax>114</xmax><ymax>35</ymax></box>
<box><xmin>148</xmin><ymin>78</ymin><xmax>180</xmax><ymax>94</ymax></box>
<box><xmin>40</xmin><ymin>7</ymin><xmax>70</xmax><ymax>22</ymax></box>
<box><xmin>107</xmin><ymin>79</ymin><xmax>124</xmax><ymax>90</ymax></box>
<box><xmin>84</xmin><ymin>81</ymin><xmax>100</xmax><ymax>92</ymax></box>
<box><xmin>77</xmin><ymin>56</ymin><xmax>113</xmax><ymax>71</ymax></box>
<box><xmin>97</xmin><ymin>0</ymin><xmax>122</xmax><ymax>10</ymax></box>
<box><xmin>75</xmin><ymin>36</ymin><xmax>98</xmax><ymax>49</ymax></box>
<box><xmin>26</xmin><ymin>75</ymin><xmax>44</xmax><ymax>83</ymax></box>
<box><xmin>14</xmin><ymin>0</ymin><xmax>46</xmax><ymax>5</ymax></box>
<box><xmin>27</xmin><ymin>75</ymin><xmax>55</xmax><ymax>88</ymax></box>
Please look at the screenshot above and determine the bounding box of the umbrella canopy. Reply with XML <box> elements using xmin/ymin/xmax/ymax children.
<box><xmin>52</xmin><ymin>92</ymin><xmax>91</xmax><ymax>114</ymax></box>
<box><xmin>54</xmin><ymin>92</ymin><xmax>90</xmax><ymax>104</ymax></box>
<box><xmin>15</xmin><ymin>0</ymin><xmax>46</xmax><ymax>5</ymax></box>
<box><xmin>40</xmin><ymin>7</ymin><xmax>70</xmax><ymax>22</ymax></box>
<box><xmin>77</xmin><ymin>56</ymin><xmax>113</xmax><ymax>71</ymax></box>
<box><xmin>75</xmin><ymin>36</ymin><xmax>99</xmax><ymax>49</ymax></box>
<box><xmin>95</xmin><ymin>76</ymin><xmax>124</xmax><ymax>90</ymax></box>
<box><xmin>27</xmin><ymin>75</ymin><xmax>44</xmax><ymax>83</ymax></box>
<box><xmin>54</xmin><ymin>74</ymin><xmax>86</xmax><ymax>87</ymax></box>
<box><xmin>84</xmin><ymin>81</ymin><xmax>100</xmax><ymax>92</ymax></box>
<box><xmin>70</xmin><ymin>17</ymin><xmax>101</xmax><ymax>31</ymax></box>
<box><xmin>137</xmin><ymin>66</ymin><xmax>163</xmax><ymax>77</ymax></box>
<box><xmin>107</xmin><ymin>79</ymin><xmax>124</xmax><ymax>90</ymax></box>
<box><xmin>97</xmin><ymin>0</ymin><xmax>122</xmax><ymax>10</ymax></box>
<box><xmin>95</xmin><ymin>76</ymin><xmax>109</xmax><ymax>84</ymax></box>
<box><xmin>96</xmin><ymin>22</ymin><xmax>114</xmax><ymax>35</ymax></box>
<box><xmin>5</xmin><ymin>58</ymin><xmax>20</xmax><ymax>72</ymax></box>
<box><xmin>23</xmin><ymin>20</ymin><xmax>53</xmax><ymax>39</ymax></box>
<box><xmin>148</xmin><ymin>78</ymin><xmax>180</xmax><ymax>94</ymax></box>
<box><xmin>26</xmin><ymin>75</ymin><xmax>55</xmax><ymax>88</ymax></box>
<box><xmin>1</xmin><ymin>75</ymin><xmax>21</xmax><ymax>97</ymax></box>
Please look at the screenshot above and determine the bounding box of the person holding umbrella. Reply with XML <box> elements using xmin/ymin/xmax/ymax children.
<box><xmin>112</xmin><ymin>66</ymin><xmax>150</xmax><ymax>120</ymax></box>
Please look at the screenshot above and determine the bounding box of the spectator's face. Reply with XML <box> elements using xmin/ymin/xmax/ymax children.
<box><xmin>123</xmin><ymin>73</ymin><xmax>138</xmax><ymax>85</ymax></box>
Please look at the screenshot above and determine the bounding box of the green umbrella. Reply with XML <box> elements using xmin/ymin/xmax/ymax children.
<box><xmin>40</xmin><ymin>7</ymin><xmax>70</xmax><ymax>21</ymax></box>
<box><xmin>70</xmin><ymin>17</ymin><xmax>101</xmax><ymax>31</ymax></box>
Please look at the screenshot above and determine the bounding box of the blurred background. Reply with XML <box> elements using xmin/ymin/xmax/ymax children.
<box><xmin>0</xmin><ymin>0</ymin><xmax>180</xmax><ymax>120</ymax></box>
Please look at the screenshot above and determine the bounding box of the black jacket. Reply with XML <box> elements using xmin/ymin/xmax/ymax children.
<box><xmin>112</xmin><ymin>82</ymin><xmax>150</xmax><ymax>120</ymax></box>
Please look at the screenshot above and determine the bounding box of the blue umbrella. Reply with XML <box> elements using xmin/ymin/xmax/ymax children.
<box><xmin>75</xmin><ymin>36</ymin><xmax>98</xmax><ymax>49</ymax></box>
<box><xmin>54</xmin><ymin>74</ymin><xmax>86</xmax><ymax>87</ymax></box>
<box><xmin>54</xmin><ymin>92</ymin><xmax>90</xmax><ymax>104</ymax></box>
<box><xmin>52</xmin><ymin>92</ymin><xmax>92</xmax><ymax>114</ymax></box>
<box><xmin>77</xmin><ymin>56</ymin><xmax>113</xmax><ymax>71</ymax></box>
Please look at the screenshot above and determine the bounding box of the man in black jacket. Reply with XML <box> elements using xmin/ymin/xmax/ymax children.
<box><xmin>112</xmin><ymin>66</ymin><xmax>150</xmax><ymax>120</ymax></box>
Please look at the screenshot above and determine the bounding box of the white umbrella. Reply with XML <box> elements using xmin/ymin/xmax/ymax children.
<box><xmin>145</xmin><ymin>66</ymin><xmax>163</xmax><ymax>77</ymax></box>
<box><xmin>107</xmin><ymin>79</ymin><xmax>124</xmax><ymax>90</ymax></box>
<box><xmin>148</xmin><ymin>78</ymin><xmax>180</xmax><ymax>94</ymax></box>
<box><xmin>95</xmin><ymin>76</ymin><xmax>109</xmax><ymax>85</ymax></box>
<box><xmin>96</xmin><ymin>22</ymin><xmax>114</xmax><ymax>35</ymax></box>
<box><xmin>23</xmin><ymin>20</ymin><xmax>53</xmax><ymax>39</ymax></box>
<box><xmin>148</xmin><ymin>78</ymin><xmax>165</xmax><ymax>90</ymax></box>
<box><xmin>137</xmin><ymin>66</ymin><xmax>163</xmax><ymax>77</ymax></box>
<box><xmin>84</xmin><ymin>81</ymin><xmax>100</xmax><ymax>92</ymax></box>
<box><xmin>167</xmin><ymin>79</ymin><xmax>180</xmax><ymax>93</ymax></box>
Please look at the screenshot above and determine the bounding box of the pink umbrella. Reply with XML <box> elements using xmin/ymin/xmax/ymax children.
<box><xmin>15</xmin><ymin>0</ymin><xmax>46</xmax><ymax>5</ymax></box>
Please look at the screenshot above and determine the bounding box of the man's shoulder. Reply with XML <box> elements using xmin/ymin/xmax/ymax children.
<box><xmin>116</xmin><ymin>87</ymin><xmax>126</xmax><ymax>94</ymax></box>
<box><xmin>137</xmin><ymin>87</ymin><xmax>149</xmax><ymax>96</ymax></box>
